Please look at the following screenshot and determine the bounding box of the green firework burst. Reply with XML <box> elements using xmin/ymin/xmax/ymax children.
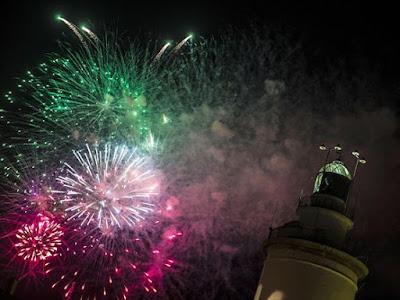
<box><xmin>1</xmin><ymin>30</ymin><xmax>193</xmax><ymax>164</ymax></box>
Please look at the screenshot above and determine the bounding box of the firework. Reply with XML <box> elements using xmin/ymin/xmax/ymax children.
<box><xmin>57</xmin><ymin>16</ymin><xmax>88</xmax><ymax>50</ymax></box>
<box><xmin>14</xmin><ymin>213</ymin><xmax>63</xmax><ymax>262</ymax></box>
<box><xmin>154</xmin><ymin>42</ymin><xmax>171</xmax><ymax>61</ymax></box>
<box><xmin>7</xmin><ymin>41</ymin><xmax>158</xmax><ymax>147</ymax></box>
<box><xmin>172</xmin><ymin>34</ymin><xmax>193</xmax><ymax>53</ymax></box>
<box><xmin>53</xmin><ymin>143</ymin><xmax>159</xmax><ymax>232</ymax></box>
<box><xmin>81</xmin><ymin>25</ymin><xmax>100</xmax><ymax>43</ymax></box>
<box><xmin>46</xmin><ymin>219</ymin><xmax>182</xmax><ymax>299</ymax></box>
<box><xmin>0</xmin><ymin>18</ymin><xmax>194</xmax><ymax>298</ymax></box>
<box><xmin>0</xmin><ymin>17</ymin><xmax>198</xmax><ymax>165</ymax></box>
<box><xmin>0</xmin><ymin>156</ymin><xmax>59</xmax><ymax>214</ymax></box>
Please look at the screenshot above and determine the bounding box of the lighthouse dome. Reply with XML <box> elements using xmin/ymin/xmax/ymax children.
<box><xmin>313</xmin><ymin>160</ymin><xmax>352</xmax><ymax>201</ymax></box>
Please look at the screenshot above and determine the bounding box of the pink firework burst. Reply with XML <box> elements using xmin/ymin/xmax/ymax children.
<box><xmin>15</xmin><ymin>213</ymin><xmax>63</xmax><ymax>262</ymax></box>
<box><xmin>47</xmin><ymin>219</ymin><xmax>182</xmax><ymax>299</ymax></box>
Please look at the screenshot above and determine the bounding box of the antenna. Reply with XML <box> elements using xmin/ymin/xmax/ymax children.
<box><xmin>351</xmin><ymin>150</ymin><xmax>367</xmax><ymax>178</ymax></box>
<box><xmin>346</xmin><ymin>150</ymin><xmax>367</xmax><ymax>217</ymax></box>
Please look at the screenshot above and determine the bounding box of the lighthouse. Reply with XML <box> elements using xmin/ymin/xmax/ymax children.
<box><xmin>254</xmin><ymin>145</ymin><xmax>368</xmax><ymax>300</ymax></box>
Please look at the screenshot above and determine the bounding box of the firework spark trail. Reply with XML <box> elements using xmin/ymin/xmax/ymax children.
<box><xmin>172</xmin><ymin>34</ymin><xmax>193</xmax><ymax>53</ymax></box>
<box><xmin>81</xmin><ymin>26</ymin><xmax>100</xmax><ymax>43</ymax></box>
<box><xmin>57</xmin><ymin>16</ymin><xmax>89</xmax><ymax>50</ymax></box>
<box><xmin>154</xmin><ymin>42</ymin><xmax>171</xmax><ymax>61</ymax></box>
<box><xmin>53</xmin><ymin>144</ymin><xmax>159</xmax><ymax>231</ymax></box>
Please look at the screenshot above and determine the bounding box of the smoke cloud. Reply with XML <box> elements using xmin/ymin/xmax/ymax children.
<box><xmin>159</xmin><ymin>30</ymin><xmax>400</xmax><ymax>299</ymax></box>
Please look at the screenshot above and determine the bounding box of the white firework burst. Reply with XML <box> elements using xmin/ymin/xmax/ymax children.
<box><xmin>53</xmin><ymin>144</ymin><xmax>159</xmax><ymax>231</ymax></box>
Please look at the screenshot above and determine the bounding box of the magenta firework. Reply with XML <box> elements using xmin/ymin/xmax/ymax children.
<box><xmin>47</xmin><ymin>219</ymin><xmax>182</xmax><ymax>299</ymax></box>
<box><xmin>14</xmin><ymin>213</ymin><xmax>63</xmax><ymax>262</ymax></box>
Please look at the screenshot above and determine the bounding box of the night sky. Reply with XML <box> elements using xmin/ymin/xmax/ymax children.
<box><xmin>2</xmin><ymin>1</ymin><xmax>400</xmax><ymax>91</ymax></box>
<box><xmin>0</xmin><ymin>1</ymin><xmax>399</xmax><ymax>299</ymax></box>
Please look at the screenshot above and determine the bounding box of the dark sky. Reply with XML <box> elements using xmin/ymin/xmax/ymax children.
<box><xmin>1</xmin><ymin>0</ymin><xmax>400</xmax><ymax>91</ymax></box>
<box><xmin>0</xmin><ymin>1</ymin><xmax>399</xmax><ymax>299</ymax></box>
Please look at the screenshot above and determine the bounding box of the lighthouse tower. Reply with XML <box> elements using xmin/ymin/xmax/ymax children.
<box><xmin>254</xmin><ymin>146</ymin><xmax>368</xmax><ymax>300</ymax></box>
